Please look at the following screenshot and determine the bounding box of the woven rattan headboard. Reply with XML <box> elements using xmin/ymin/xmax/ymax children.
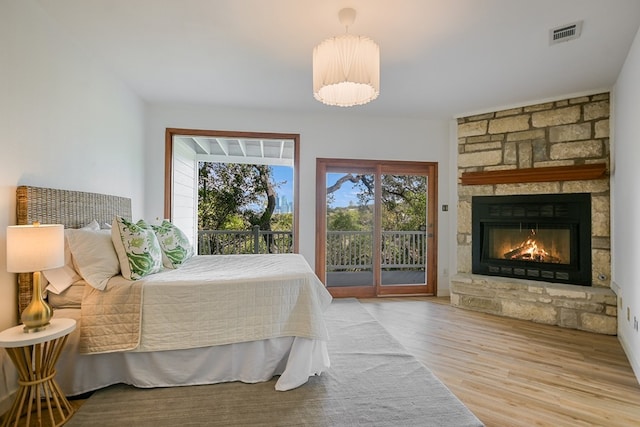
<box><xmin>15</xmin><ymin>185</ymin><xmax>132</xmax><ymax>317</ymax></box>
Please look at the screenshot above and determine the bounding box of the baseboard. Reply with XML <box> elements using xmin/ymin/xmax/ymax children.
<box><xmin>618</xmin><ymin>330</ymin><xmax>640</xmax><ymax>386</ymax></box>
<box><xmin>610</xmin><ymin>280</ymin><xmax>640</xmax><ymax>385</ymax></box>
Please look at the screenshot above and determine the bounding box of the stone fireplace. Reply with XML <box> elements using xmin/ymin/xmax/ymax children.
<box><xmin>450</xmin><ymin>93</ymin><xmax>617</xmax><ymax>335</ymax></box>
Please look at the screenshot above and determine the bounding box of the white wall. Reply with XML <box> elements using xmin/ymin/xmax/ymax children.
<box><xmin>145</xmin><ymin>104</ymin><xmax>453</xmax><ymax>294</ymax></box>
<box><xmin>612</xmin><ymin>25</ymin><xmax>640</xmax><ymax>383</ymax></box>
<box><xmin>172</xmin><ymin>140</ymin><xmax>198</xmax><ymax>245</ymax></box>
<box><xmin>0</xmin><ymin>0</ymin><xmax>146</xmax><ymax>409</ymax></box>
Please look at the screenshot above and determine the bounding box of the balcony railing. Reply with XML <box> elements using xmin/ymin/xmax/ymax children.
<box><xmin>326</xmin><ymin>230</ymin><xmax>426</xmax><ymax>271</ymax></box>
<box><xmin>198</xmin><ymin>228</ymin><xmax>426</xmax><ymax>270</ymax></box>
<box><xmin>198</xmin><ymin>226</ymin><xmax>292</xmax><ymax>255</ymax></box>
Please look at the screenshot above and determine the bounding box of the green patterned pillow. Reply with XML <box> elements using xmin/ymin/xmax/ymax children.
<box><xmin>111</xmin><ymin>216</ymin><xmax>164</xmax><ymax>280</ymax></box>
<box><xmin>151</xmin><ymin>220</ymin><xmax>194</xmax><ymax>268</ymax></box>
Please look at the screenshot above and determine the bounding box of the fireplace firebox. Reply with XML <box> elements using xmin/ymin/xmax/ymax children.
<box><xmin>472</xmin><ymin>193</ymin><xmax>591</xmax><ymax>285</ymax></box>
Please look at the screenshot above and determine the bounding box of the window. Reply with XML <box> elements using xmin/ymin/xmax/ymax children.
<box><xmin>165</xmin><ymin>128</ymin><xmax>300</xmax><ymax>254</ymax></box>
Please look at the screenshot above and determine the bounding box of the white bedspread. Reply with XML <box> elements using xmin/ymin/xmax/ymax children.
<box><xmin>66</xmin><ymin>254</ymin><xmax>332</xmax><ymax>392</ymax></box>
<box><xmin>55</xmin><ymin>309</ymin><xmax>330</xmax><ymax>394</ymax></box>
<box><xmin>135</xmin><ymin>254</ymin><xmax>331</xmax><ymax>352</ymax></box>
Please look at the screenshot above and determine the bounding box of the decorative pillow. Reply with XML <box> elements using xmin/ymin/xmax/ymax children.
<box><xmin>66</xmin><ymin>228</ymin><xmax>120</xmax><ymax>290</ymax></box>
<box><xmin>151</xmin><ymin>220</ymin><xmax>194</xmax><ymax>268</ymax></box>
<box><xmin>111</xmin><ymin>216</ymin><xmax>164</xmax><ymax>280</ymax></box>
<box><xmin>44</xmin><ymin>220</ymin><xmax>101</xmax><ymax>294</ymax></box>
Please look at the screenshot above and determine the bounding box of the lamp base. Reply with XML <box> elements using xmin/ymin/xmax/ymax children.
<box><xmin>23</xmin><ymin>322</ymin><xmax>50</xmax><ymax>333</ymax></box>
<box><xmin>20</xmin><ymin>271</ymin><xmax>53</xmax><ymax>334</ymax></box>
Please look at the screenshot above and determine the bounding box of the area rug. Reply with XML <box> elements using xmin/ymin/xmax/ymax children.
<box><xmin>66</xmin><ymin>299</ymin><xmax>483</xmax><ymax>426</ymax></box>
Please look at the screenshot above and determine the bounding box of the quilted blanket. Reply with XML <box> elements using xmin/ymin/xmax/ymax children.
<box><xmin>79</xmin><ymin>278</ymin><xmax>143</xmax><ymax>353</ymax></box>
<box><xmin>79</xmin><ymin>254</ymin><xmax>332</xmax><ymax>354</ymax></box>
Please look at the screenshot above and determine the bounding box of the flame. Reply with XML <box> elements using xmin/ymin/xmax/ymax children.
<box><xmin>504</xmin><ymin>230</ymin><xmax>554</xmax><ymax>262</ymax></box>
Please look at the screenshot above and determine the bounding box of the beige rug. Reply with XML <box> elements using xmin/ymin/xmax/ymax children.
<box><xmin>66</xmin><ymin>299</ymin><xmax>483</xmax><ymax>426</ymax></box>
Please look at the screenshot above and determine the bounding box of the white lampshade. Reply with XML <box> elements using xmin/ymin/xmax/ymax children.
<box><xmin>6</xmin><ymin>223</ymin><xmax>64</xmax><ymax>273</ymax></box>
<box><xmin>313</xmin><ymin>33</ymin><xmax>380</xmax><ymax>107</ymax></box>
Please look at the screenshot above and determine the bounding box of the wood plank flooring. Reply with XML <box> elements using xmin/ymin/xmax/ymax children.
<box><xmin>358</xmin><ymin>296</ymin><xmax>640</xmax><ymax>427</ymax></box>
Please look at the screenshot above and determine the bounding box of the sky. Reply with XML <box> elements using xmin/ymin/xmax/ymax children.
<box><xmin>272</xmin><ymin>165</ymin><xmax>293</xmax><ymax>206</ymax></box>
<box><xmin>272</xmin><ymin>168</ymin><xmax>361</xmax><ymax>208</ymax></box>
<box><xmin>326</xmin><ymin>172</ymin><xmax>370</xmax><ymax>208</ymax></box>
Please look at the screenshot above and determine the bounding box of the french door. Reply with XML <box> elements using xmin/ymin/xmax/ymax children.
<box><xmin>315</xmin><ymin>159</ymin><xmax>438</xmax><ymax>298</ymax></box>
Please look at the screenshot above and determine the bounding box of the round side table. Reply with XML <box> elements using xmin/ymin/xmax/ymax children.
<box><xmin>0</xmin><ymin>318</ymin><xmax>76</xmax><ymax>427</ymax></box>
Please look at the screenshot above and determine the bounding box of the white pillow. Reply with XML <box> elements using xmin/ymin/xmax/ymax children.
<box><xmin>44</xmin><ymin>220</ymin><xmax>100</xmax><ymax>294</ymax></box>
<box><xmin>111</xmin><ymin>216</ymin><xmax>164</xmax><ymax>280</ymax></box>
<box><xmin>47</xmin><ymin>280</ymin><xmax>86</xmax><ymax>309</ymax></box>
<box><xmin>84</xmin><ymin>220</ymin><xmax>101</xmax><ymax>231</ymax></box>
<box><xmin>66</xmin><ymin>228</ymin><xmax>120</xmax><ymax>290</ymax></box>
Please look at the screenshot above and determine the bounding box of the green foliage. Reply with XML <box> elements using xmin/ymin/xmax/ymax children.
<box><xmin>271</xmin><ymin>213</ymin><xmax>293</xmax><ymax>231</ymax></box>
<box><xmin>198</xmin><ymin>162</ymin><xmax>281</xmax><ymax>231</ymax></box>
<box><xmin>326</xmin><ymin>173</ymin><xmax>427</xmax><ymax>232</ymax></box>
<box><xmin>220</xmin><ymin>214</ymin><xmax>246</xmax><ymax>230</ymax></box>
<box><xmin>381</xmin><ymin>175</ymin><xmax>427</xmax><ymax>231</ymax></box>
<box><xmin>327</xmin><ymin>207</ymin><xmax>373</xmax><ymax>231</ymax></box>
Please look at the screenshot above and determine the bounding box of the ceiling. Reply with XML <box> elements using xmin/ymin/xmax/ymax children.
<box><xmin>176</xmin><ymin>136</ymin><xmax>295</xmax><ymax>165</ymax></box>
<box><xmin>34</xmin><ymin>0</ymin><xmax>640</xmax><ymax>119</ymax></box>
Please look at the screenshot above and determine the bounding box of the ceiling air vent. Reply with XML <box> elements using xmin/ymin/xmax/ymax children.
<box><xmin>549</xmin><ymin>21</ymin><xmax>583</xmax><ymax>45</ymax></box>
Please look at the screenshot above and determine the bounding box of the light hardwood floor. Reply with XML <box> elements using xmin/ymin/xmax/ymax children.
<box><xmin>358</xmin><ymin>296</ymin><xmax>640</xmax><ymax>427</ymax></box>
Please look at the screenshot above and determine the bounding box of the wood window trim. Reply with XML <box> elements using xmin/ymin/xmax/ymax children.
<box><xmin>459</xmin><ymin>163</ymin><xmax>607</xmax><ymax>185</ymax></box>
<box><xmin>164</xmin><ymin>128</ymin><xmax>301</xmax><ymax>253</ymax></box>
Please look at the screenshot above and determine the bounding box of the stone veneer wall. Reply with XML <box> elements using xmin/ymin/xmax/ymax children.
<box><xmin>451</xmin><ymin>92</ymin><xmax>617</xmax><ymax>335</ymax></box>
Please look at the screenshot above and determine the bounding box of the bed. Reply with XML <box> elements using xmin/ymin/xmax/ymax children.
<box><xmin>15</xmin><ymin>186</ymin><xmax>332</xmax><ymax>395</ymax></box>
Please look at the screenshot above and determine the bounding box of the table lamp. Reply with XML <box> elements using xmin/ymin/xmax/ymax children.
<box><xmin>6</xmin><ymin>222</ymin><xmax>64</xmax><ymax>332</ymax></box>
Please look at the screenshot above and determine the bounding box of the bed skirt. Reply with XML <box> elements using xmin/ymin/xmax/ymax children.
<box><xmin>53</xmin><ymin>310</ymin><xmax>330</xmax><ymax>395</ymax></box>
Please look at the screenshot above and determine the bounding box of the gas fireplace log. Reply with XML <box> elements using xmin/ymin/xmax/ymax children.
<box><xmin>504</xmin><ymin>248</ymin><xmax>562</xmax><ymax>263</ymax></box>
<box><xmin>504</xmin><ymin>247</ymin><xmax>529</xmax><ymax>259</ymax></box>
<box><xmin>536</xmin><ymin>254</ymin><xmax>561</xmax><ymax>263</ymax></box>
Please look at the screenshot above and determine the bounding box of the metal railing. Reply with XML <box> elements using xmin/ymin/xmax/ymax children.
<box><xmin>198</xmin><ymin>226</ymin><xmax>292</xmax><ymax>255</ymax></box>
<box><xmin>198</xmin><ymin>228</ymin><xmax>426</xmax><ymax>271</ymax></box>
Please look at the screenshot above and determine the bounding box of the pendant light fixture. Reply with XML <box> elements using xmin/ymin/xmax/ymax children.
<box><xmin>313</xmin><ymin>8</ymin><xmax>380</xmax><ymax>107</ymax></box>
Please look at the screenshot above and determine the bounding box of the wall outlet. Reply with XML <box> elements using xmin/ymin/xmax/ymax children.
<box><xmin>628</xmin><ymin>307</ymin><xmax>631</xmax><ymax>322</ymax></box>
<box><xmin>635</xmin><ymin>317</ymin><xmax>639</xmax><ymax>332</ymax></box>
<box><xmin>443</xmin><ymin>268</ymin><xmax>449</xmax><ymax>277</ymax></box>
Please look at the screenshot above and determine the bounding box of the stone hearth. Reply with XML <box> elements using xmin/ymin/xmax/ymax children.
<box><xmin>450</xmin><ymin>274</ymin><xmax>617</xmax><ymax>334</ymax></box>
<box><xmin>452</xmin><ymin>93</ymin><xmax>616</xmax><ymax>335</ymax></box>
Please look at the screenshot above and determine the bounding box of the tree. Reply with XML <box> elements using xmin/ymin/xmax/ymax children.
<box><xmin>244</xmin><ymin>165</ymin><xmax>276</xmax><ymax>231</ymax></box>
<box><xmin>379</xmin><ymin>175</ymin><xmax>427</xmax><ymax>231</ymax></box>
<box><xmin>326</xmin><ymin>173</ymin><xmax>426</xmax><ymax>231</ymax></box>
<box><xmin>326</xmin><ymin>173</ymin><xmax>374</xmax><ymax>207</ymax></box>
<box><xmin>198</xmin><ymin>162</ymin><xmax>283</xmax><ymax>252</ymax></box>
<box><xmin>244</xmin><ymin>165</ymin><xmax>279</xmax><ymax>251</ymax></box>
<box><xmin>271</xmin><ymin>212</ymin><xmax>292</xmax><ymax>231</ymax></box>
<box><xmin>198</xmin><ymin>163</ymin><xmax>279</xmax><ymax>230</ymax></box>
<box><xmin>327</xmin><ymin>209</ymin><xmax>363</xmax><ymax>231</ymax></box>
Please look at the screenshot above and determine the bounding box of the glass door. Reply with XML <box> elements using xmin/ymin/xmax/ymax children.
<box><xmin>322</xmin><ymin>164</ymin><xmax>376</xmax><ymax>297</ymax></box>
<box><xmin>316</xmin><ymin>159</ymin><xmax>437</xmax><ymax>298</ymax></box>
<box><xmin>377</xmin><ymin>162</ymin><xmax>436</xmax><ymax>295</ymax></box>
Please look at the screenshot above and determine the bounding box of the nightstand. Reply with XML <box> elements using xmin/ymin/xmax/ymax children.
<box><xmin>0</xmin><ymin>318</ymin><xmax>76</xmax><ymax>427</ymax></box>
